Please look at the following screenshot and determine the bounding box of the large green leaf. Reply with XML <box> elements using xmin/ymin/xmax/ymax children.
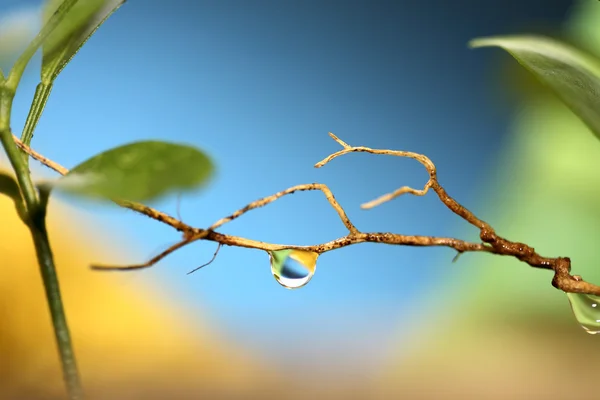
<box><xmin>42</xmin><ymin>0</ymin><xmax>124</xmax><ymax>82</ymax></box>
<box><xmin>57</xmin><ymin>141</ymin><xmax>214</xmax><ymax>202</ymax></box>
<box><xmin>470</xmin><ymin>35</ymin><xmax>600</xmax><ymax>141</ymax></box>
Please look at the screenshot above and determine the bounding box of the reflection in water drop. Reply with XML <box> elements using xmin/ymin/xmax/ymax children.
<box><xmin>269</xmin><ymin>249</ymin><xmax>319</xmax><ymax>289</ymax></box>
<box><xmin>567</xmin><ymin>293</ymin><xmax>600</xmax><ymax>334</ymax></box>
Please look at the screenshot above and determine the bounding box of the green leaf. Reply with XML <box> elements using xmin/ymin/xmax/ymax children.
<box><xmin>5</xmin><ymin>0</ymin><xmax>79</xmax><ymax>93</ymax></box>
<box><xmin>41</xmin><ymin>0</ymin><xmax>124</xmax><ymax>82</ymax></box>
<box><xmin>470</xmin><ymin>35</ymin><xmax>600</xmax><ymax>141</ymax></box>
<box><xmin>0</xmin><ymin>169</ymin><xmax>21</xmax><ymax>202</ymax></box>
<box><xmin>58</xmin><ymin>141</ymin><xmax>214</xmax><ymax>202</ymax></box>
<box><xmin>0</xmin><ymin>8</ymin><xmax>39</xmax><ymax>79</ymax></box>
<box><xmin>0</xmin><ymin>169</ymin><xmax>27</xmax><ymax>219</ymax></box>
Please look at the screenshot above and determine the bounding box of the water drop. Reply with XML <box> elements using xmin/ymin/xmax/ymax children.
<box><xmin>269</xmin><ymin>249</ymin><xmax>319</xmax><ymax>289</ymax></box>
<box><xmin>567</xmin><ymin>292</ymin><xmax>600</xmax><ymax>334</ymax></box>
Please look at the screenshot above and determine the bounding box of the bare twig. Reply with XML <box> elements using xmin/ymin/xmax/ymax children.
<box><xmin>90</xmin><ymin>237</ymin><xmax>195</xmax><ymax>271</ymax></box>
<box><xmin>206</xmin><ymin>183</ymin><xmax>358</xmax><ymax>234</ymax></box>
<box><xmin>187</xmin><ymin>243</ymin><xmax>222</xmax><ymax>275</ymax></box>
<box><xmin>15</xmin><ymin>133</ymin><xmax>600</xmax><ymax>296</ymax></box>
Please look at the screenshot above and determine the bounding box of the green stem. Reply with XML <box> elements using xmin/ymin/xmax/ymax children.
<box><xmin>29</xmin><ymin>214</ymin><xmax>84</xmax><ymax>400</ymax></box>
<box><xmin>0</xmin><ymin>86</ymin><xmax>83</xmax><ymax>399</ymax></box>
<box><xmin>0</xmin><ymin>3</ymin><xmax>88</xmax><ymax>398</ymax></box>
<box><xmin>0</xmin><ymin>88</ymin><xmax>38</xmax><ymax>209</ymax></box>
<box><xmin>21</xmin><ymin>83</ymin><xmax>53</xmax><ymax>163</ymax></box>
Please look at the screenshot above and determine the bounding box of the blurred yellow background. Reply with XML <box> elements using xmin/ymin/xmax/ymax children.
<box><xmin>0</xmin><ymin>194</ymin><xmax>280</xmax><ymax>399</ymax></box>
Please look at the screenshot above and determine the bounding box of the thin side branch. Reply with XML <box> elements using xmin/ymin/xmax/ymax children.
<box><xmin>90</xmin><ymin>237</ymin><xmax>195</xmax><ymax>271</ymax></box>
<box><xmin>15</xmin><ymin>133</ymin><xmax>600</xmax><ymax>296</ymax></box>
<box><xmin>187</xmin><ymin>243</ymin><xmax>222</xmax><ymax>275</ymax></box>
<box><xmin>207</xmin><ymin>183</ymin><xmax>358</xmax><ymax>234</ymax></box>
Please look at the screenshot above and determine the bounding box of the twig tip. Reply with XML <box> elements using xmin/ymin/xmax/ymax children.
<box><xmin>328</xmin><ymin>132</ymin><xmax>351</xmax><ymax>149</ymax></box>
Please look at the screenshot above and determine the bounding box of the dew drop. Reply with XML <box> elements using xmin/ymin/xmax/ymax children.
<box><xmin>566</xmin><ymin>293</ymin><xmax>600</xmax><ymax>334</ymax></box>
<box><xmin>268</xmin><ymin>249</ymin><xmax>319</xmax><ymax>289</ymax></box>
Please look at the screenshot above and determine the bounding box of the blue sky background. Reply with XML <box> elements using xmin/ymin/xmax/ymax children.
<box><xmin>0</xmin><ymin>0</ymin><xmax>575</xmax><ymax>382</ymax></box>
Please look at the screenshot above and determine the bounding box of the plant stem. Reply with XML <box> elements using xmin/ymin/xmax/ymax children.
<box><xmin>0</xmin><ymin>86</ymin><xmax>83</xmax><ymax>399</ymax></box>
<box><xmin>0</xmin><ymin>2</ymin><xmax>88</xmax><ymax>398</ymax></box>
<box><xmin>29</xmin><ymin>215</ymin><xmax>84</xmax><ymax>400</ymax></box>
<box><xmin>0</xmin><ymin>88</ymin><xmax>38</xmax><ymax>210</ymax></box>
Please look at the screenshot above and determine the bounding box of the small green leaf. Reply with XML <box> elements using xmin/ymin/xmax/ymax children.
<box><xmin>0</xmin><ymin>169</ymin><xmax>27</xmax><ymax>219</ymax></box>
<box><xmin>59</xmin><ymin>141</ymin><xmax>214</xmax><ymax>202</ymax></box>
<box><xmin>0</xmin><ymin>169</ymin><xmax>21</xmax><ymax>202</ymax></box>
<box><xmin>42</xmin><ymin>0</ymin><xmax>124</xmax><ymax>82</ymax></box>
<box><xmin>470</xmin><ymin>35</ymin><xmax>600</xmax><ymax>141</ymax></box>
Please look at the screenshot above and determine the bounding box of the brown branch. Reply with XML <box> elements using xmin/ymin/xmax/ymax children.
<box><xmin>206</xmin><ymin>183</ymin><xmax>358</xmax><ymax>234</ymax></box>
<box><xmin>90</xmin><ymin>237</ymin><xmax>195</xmax><ymax>271</ymax></box>
<box><xmin>14</xmin><ymin>133</ymin><xmax>600</xmax><ymax>296</ymax></box>
<box><xmin>316</xmin><ymin>133</ymin><xmax>599</xmax><ymax>295</ymax></box>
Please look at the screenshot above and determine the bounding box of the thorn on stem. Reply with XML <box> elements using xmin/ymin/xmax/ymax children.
<box><xmin>452</xmin><ymin>251</ymin><xmax>463</xmax><ymax>263</ymax></box>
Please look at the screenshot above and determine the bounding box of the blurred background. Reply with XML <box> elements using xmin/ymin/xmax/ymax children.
<box><xmin>1</xmin><ymin>0</ymin><xmax>599</xmax><ymax>398</ymax></box>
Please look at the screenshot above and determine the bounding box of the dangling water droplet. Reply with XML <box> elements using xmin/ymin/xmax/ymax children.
<box><xmin>268</xmin><ymin>249</ymin><xmax>319</xmax><ymax>289</ymax></box>
<box><xmin>567</xmin><ymin>293</ymin><xmax>600</xmax><ymax>334</ymax></box>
